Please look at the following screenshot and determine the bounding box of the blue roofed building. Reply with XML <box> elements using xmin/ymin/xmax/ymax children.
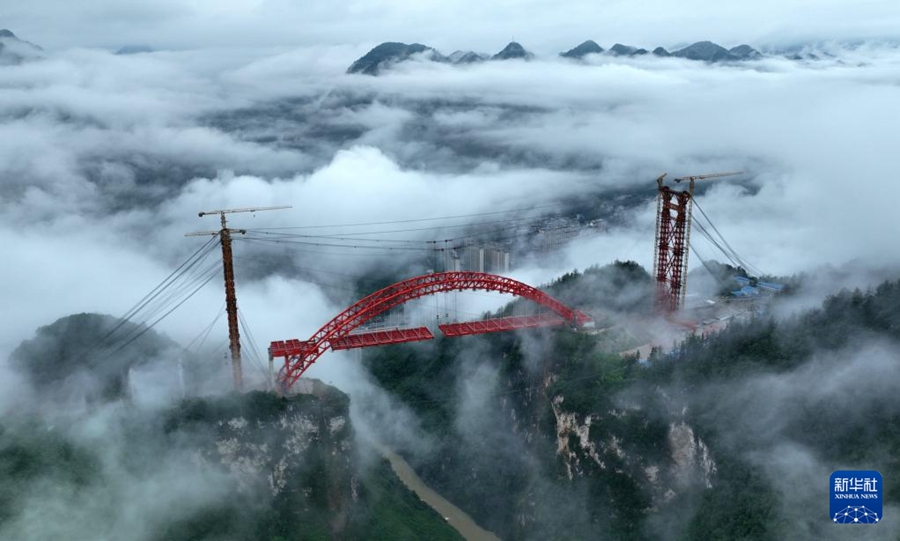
<box><xmin>730</xmin><ymin>276</ymin><xmax>784</xmax><ymax>298</ymax></box>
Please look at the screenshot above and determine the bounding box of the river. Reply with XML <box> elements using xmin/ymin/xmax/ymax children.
<box><xmin>374</xmin><ymin>442</ymin><xmax>502</xmax><ymax>541</ymax></box>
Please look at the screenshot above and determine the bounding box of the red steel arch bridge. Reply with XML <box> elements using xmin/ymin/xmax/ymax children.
<box><xmin>269</xmin><ymin>271</ymin><xmax>592</xmax><ymax>392</ymax></box>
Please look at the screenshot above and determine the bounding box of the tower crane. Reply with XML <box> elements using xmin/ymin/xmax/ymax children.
<box><xmin>186</xmin><ymin>205</ymin><xmax>291</xmax><ymax>391</ymax></box>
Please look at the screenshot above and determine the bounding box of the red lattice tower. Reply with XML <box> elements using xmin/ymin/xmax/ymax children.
<box><xmin>652</xmin><ymin>171</ymin><xmax>742</xmax><ymax>314</ymax></box>
<box><xmin>653</xmin><ymin>174</ymin><xmax>694</xmax><ymax>314</ymax></box>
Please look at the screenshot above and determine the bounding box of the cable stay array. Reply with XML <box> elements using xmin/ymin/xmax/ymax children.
<box><xmin>81</xmin><ymin>176</ymin><xmax>773</xmax><ymax>394</ymax></box>
<box><xmin>70</xmin><ymin>237</ymin><xmax>222</xmax><ymax>367</ymax></box>
<box><xmin>184</xmin><ymin>303</ymin><xmax>226</xmax><ymax>353</ymax></box>
<box><xmin>689</xmin><ymin>243</ymin><xmax>729</xmax><ymax>286</ymax></box>
<box><xmin>237</xmin><ymin>308</ymin><xmax>270</xmax><ymax>383</ymax></box>
<box><xmin>233</xmin><ymin>216</ymin><xmax>605</xmax><ymax>260</ymax></box>
<box><xmin>229</xmin><ymin>200</ymin><xmax>606</xmax><ymax>260</ymax></box>
<box><xmin>57</xmin><ymin>180</ymin><xmax>773</xmax><ymax>394</ymax></box>
<box><xmin>244</xmin><ymin>202</ymin><xmax>567</xmax><ymax>232</ymax></box>
<box><xmin>690</xmin><ymin>198</ymin><xmax>765</xmax><ymax>278</ymax></box>
<box><xmin>243</xmin><ymin>214</ymin><xmax>552</xmax><ymax>242</ymax></box>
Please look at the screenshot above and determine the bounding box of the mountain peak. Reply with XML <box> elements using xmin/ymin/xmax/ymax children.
<box><xmin>347</xmin><ymin>42</ymin><xmax>441</xmax><ymax>75</ymax></box>
<box><xmin>672</xmin><ymin>41</ymin><xmax>730</xmax><ymax>62</ymax></box>
<box><xmin>0</xmin><ymin>29</ymin><xmax>44</xmax><ymax>65</ymax></box>
<box><xmin>728</xmin><ymin>44</ymin><xmax>762</xmax><ymax>60</ymax></box>
<box><xmin>670</xmin><ymin>41</ymin><xmax>763</xmax><ymax>62</ymax></box>
<box><xmin>492</xmin><ymin>41</ymin><xmax>533</xmax><ymax>60</ymax></box>
<box><xmin>560</xmin><ymin>40</ymin><xmax>604</xmax><ymax>59</ymax></box>
<box><xmin>609</xmin><ymin>43</ymin><xmax>648</xmax><ymax>57</ymax></box>
<box><xmin>450</xmin><ymin>50</ymin><xmax>487</xmax><ymax>64</ymax></box>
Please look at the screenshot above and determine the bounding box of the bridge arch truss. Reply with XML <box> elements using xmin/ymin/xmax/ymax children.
<box><xmin>269</xmin><ymin>271</ymin><xmax>591</xmax><ymax>391</ymax></box>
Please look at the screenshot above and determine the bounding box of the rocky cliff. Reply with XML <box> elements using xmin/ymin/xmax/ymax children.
<box><xmin>358</xmin><ymin>267</ymin><xmax>900</xmax><ymax>540</ymax></box>
<box><xmin>2</xmin><ymin>313</ymin><xmax>461</xmax><ymax>540</ymax></box>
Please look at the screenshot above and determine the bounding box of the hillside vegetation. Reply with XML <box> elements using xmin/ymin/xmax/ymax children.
<box><xmin>361</xmin><ymin>263</ymin><xmax>900</xmax><ymax>540</ymax></box>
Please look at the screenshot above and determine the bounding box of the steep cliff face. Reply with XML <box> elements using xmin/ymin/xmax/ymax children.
<box><xmin>165</xmin><ymin>387</ymin><xmax>463</xmax><ymax>540</ymax></box>
<box><xmin>505</xmin><ymin>337</ymin><xmax>718</xmax><ymax>539</ymax></box>
<box><xmin>4</xmin><ymin>312</ymin><xmax>461</xmax><ymax>540</ymax></box>
<box><xmin>551</xmin><ymin>397</ymin><xmax>717</xmax><ymax>511</ymax></box>
<box><xmin>362</xmin><ymin>327</ymin><xmax>717</xmax><ymax>540</ymax></box>
<box><xmin>167</xmin><ymin>387</ymin><xmax>358</xmax><ymax>537</ymax></box>
<box><xmin>363</xmin><ymin>277</ymin><xmax>900</xmax><ymax>540</ymax></box>
<box><xmin>355</xmin><ymin>261</ymin><xmax>735</xmax><ymax>539</ymax></box>
<box><xmin>0</xmin><ymin>384</ymin><xmax>461</xmax><ymax>541</ymax></box>
<box><xmin>553</xmin><ymin>389</ymin><xmax>716</xmax><ymax>482</ymax></box>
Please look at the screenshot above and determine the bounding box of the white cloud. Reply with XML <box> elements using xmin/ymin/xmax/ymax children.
<box><xmin>1</xmin><ymin>38</ymin><xmax>899</xmax><ymax>394</ymax></box>
<box><xmin>3</xmin><ymin>0</ymin><xmax>900</xmax><ymax>52</ymax></box>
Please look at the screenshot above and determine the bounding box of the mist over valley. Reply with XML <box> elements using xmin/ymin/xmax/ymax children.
<box><xmin>1</xmin><ymin>2</ymin><xmax>899</xmax><ymax>539</ymax></box>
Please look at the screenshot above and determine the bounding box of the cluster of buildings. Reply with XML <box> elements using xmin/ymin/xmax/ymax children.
<box><xmin>436</xmin><ymin>239</ymin><xmax>511</xmax><ymax>273</ymax></box>
<box><xmin>433</xmin><ymin>215</ymin><xmax>604</xmax><ymax>274</ymax></box>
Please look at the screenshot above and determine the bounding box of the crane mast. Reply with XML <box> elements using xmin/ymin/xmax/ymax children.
<box><xmin>186</xmin><ymin>205</ymin><xmax>291</xmax><ymax>391</ymax></box>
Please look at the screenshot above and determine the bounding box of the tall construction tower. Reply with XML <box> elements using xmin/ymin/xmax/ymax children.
<box><xmin>187</xmin><ymin>206</ymin><xmax>290</xmax><ymax>391</ymax></box>
<box><xmin>652</xmin><ymin>172</ymin><xmax>740</xmax><ymax>314</ymax></box>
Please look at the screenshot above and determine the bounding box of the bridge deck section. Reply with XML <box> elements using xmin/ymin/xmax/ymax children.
<box><xmin>331</xmin><ymin>327</ymin><xmax>435</xmax><ymax>350</ymax></box>
<box><xmin>439</xmin><ymin>314</ymin><xmax>567</xmax><ymax>337</ymax></box>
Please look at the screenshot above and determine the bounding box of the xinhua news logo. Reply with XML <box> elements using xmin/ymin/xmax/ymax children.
<box><xmin>830</xmin><ymin>470</ymin><xmax>882</xmax><ymax>524</ymax></box>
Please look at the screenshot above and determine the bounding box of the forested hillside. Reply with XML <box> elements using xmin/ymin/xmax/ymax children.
<box><xmin>361</xmin><ymin>264</ymin><xmax>900</xmax><ymax>540</ymax></box>
<box><xmin>1</xmin><ymin>316</ymin><xmax>461</xmax><ymax>541</ymax></box>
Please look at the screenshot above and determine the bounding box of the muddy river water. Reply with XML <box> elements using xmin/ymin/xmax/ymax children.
<box><xmin>375</xmin><ymin>443</ymin><xmax>502</xmax><ymax>541</ymax></box>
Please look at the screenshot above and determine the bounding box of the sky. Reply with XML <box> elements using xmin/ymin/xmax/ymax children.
<box><xmin>0</xmin><ymin>3</ymin><xmax>899</xmax><ymax>391</ymax></box>
<box><xmin>2</xmin><ymin>0</ymin><xmax>900</xmax><ymax>52</ymax></box>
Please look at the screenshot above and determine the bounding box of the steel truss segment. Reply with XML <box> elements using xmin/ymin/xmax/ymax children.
<box><xmin>653</xmin><ymin>186</ymin><xmax>692</xmax><ymax>314</ymax></box>
<box><xmin>439</xmin><ymin>314</ymin><xmax>567</xmax><ymax>337</ymax></box>
<box><xmin>272</xmin><ymin>272</ymin><xmax>592</xmax><ymax>390</ymax></box>
<box><xmin>331</xmin><ymin>327</ymin><xmax>435</xmax><ymax>350</ymax></box>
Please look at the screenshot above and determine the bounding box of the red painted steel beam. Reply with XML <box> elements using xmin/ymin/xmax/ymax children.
<box><xmin>331</xmin><ymin>327</ymin><xmax>435</xmax><ymax>350</ymax></box>
<box><xmin>270</xmin><ymin>271</ymin><xmax>593</xmax><ymax>391</ymax></box>
<box><xmin>439</xmin><ymin>314</ymin><xmax>568</xmax><ymax>337</ymax></box>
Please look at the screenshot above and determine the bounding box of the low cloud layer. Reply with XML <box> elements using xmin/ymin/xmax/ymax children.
<box><xmin>4</xmin><ymin>0</ymin><xmax>900</xmax><ymax>52</ymax></box>
<box><xmin>0</xmin><ymin>9</ymin><xmax>896</xmax><ymax>541</ymax></box>
<box><xmin>1</xmin><ymin>40</ymin><xmax>899</xmax><ymax>391</ymax></box>
<box><xmin>687</xmin><ymin>340</ymin><xmax>900</xmax><ymax>538</ymax></box>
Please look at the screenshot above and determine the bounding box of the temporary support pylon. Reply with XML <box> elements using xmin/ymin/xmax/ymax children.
<box><xmin>653</xmin><ymin>174</ymin><xmax>694</xmax><ymax>313</ymax></box>
<box><xmin>652</xmin><ymin>171</ymin><xmax>741</xmax><ymax>314</ymax></box>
